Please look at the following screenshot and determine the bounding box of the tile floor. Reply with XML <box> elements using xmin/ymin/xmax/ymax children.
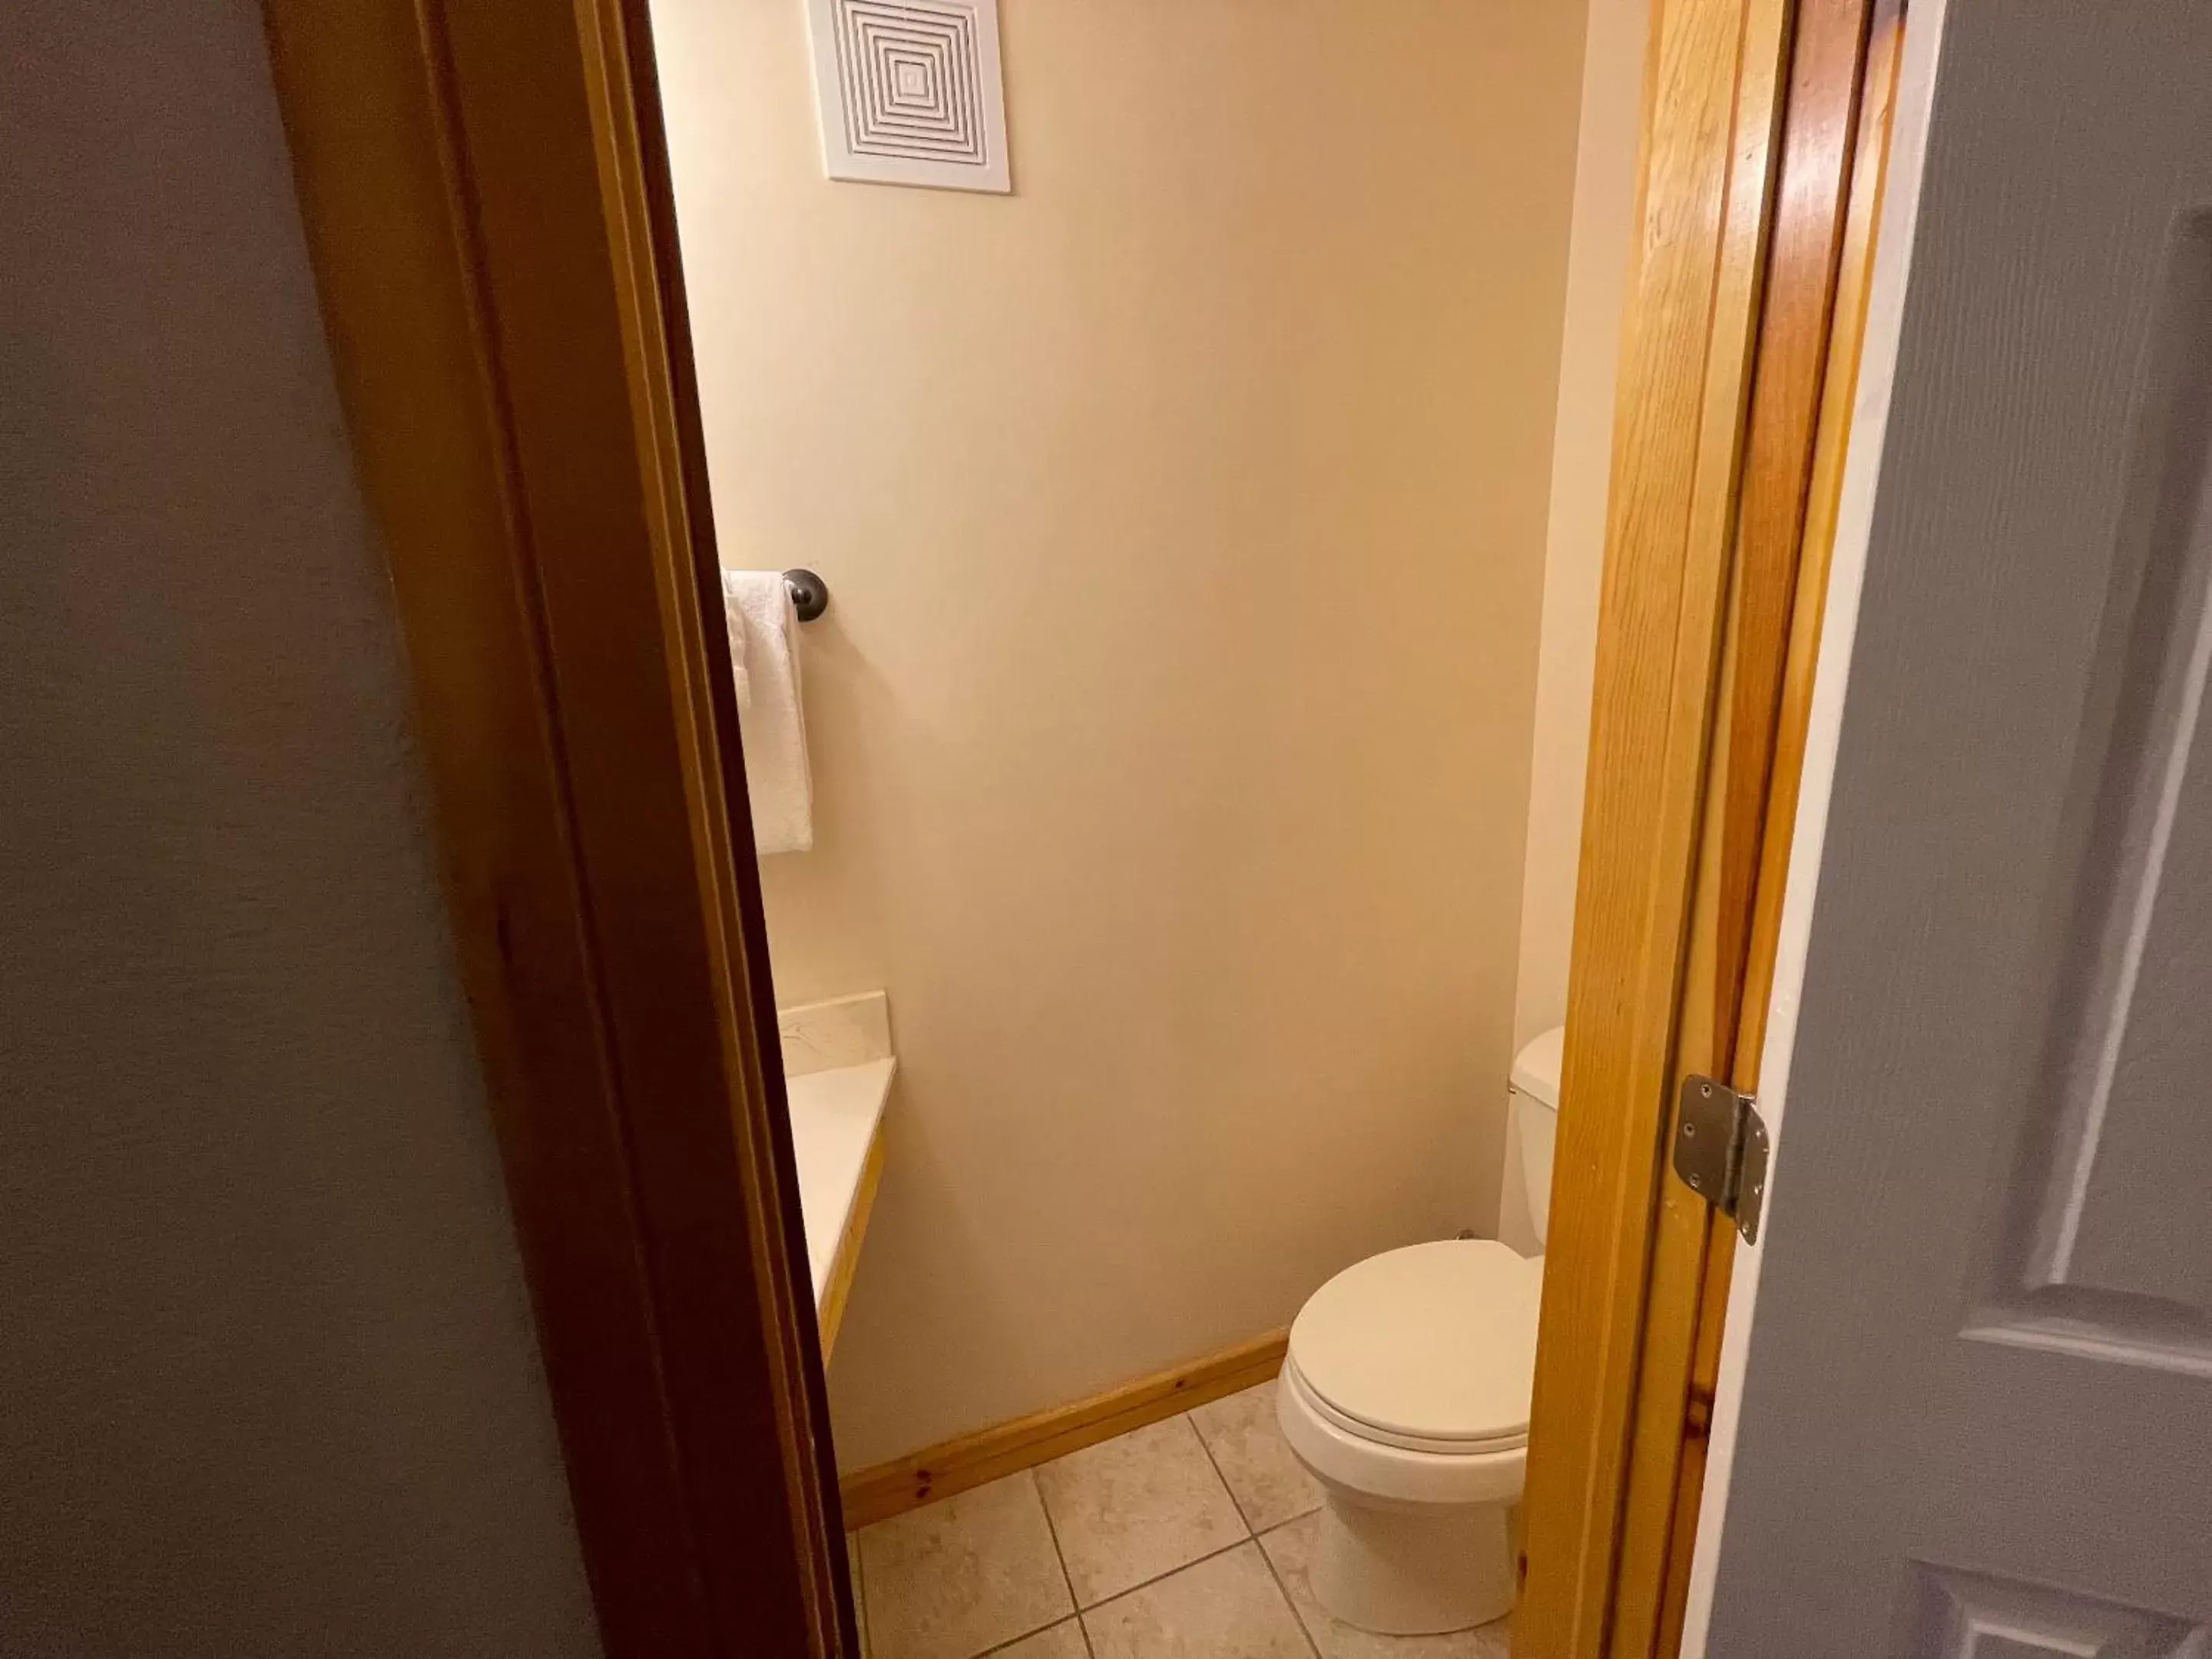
<box><xmin>848</xmin><ymin>1378</ymin><xmax>1514</xmax><ymax>1659</ymax></box>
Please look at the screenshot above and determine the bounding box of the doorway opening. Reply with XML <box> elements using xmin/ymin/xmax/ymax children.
<box><xmin>263</xmin><ymin>0</ymin><xmax>1908</xmax><ymax>1651</ymax></box>
<box><xmin>639</xmin><ymin>0</ymin><xmax>1902</xmax><ymax>1652</ymax></box>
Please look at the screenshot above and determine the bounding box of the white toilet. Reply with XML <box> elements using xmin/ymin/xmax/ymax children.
<box><xmin>1276</xmin><ymin>1025</ymin><xmax>1564</xmax><ymax>1634</ymax></box>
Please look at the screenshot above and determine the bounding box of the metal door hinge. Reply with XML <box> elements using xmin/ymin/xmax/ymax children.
<box><xmin>1672</xmin><ymin>1075</ymin><xmax>1770</xmax><ymax>1244</ymax></box>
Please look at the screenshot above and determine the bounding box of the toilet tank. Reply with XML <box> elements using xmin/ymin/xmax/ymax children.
<box><xmin>1507</xmin><ymin>1025</ymin><xmax>1566</xmax><ymax>1247</ymax></box>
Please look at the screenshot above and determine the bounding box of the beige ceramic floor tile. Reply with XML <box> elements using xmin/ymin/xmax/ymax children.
<box><xmin>1187</xmin><ymin>1381</ymin><xmax>1323</xmax><ymax>1532</ymax></box>
<box><xmin>1081</xmin><ymin>1543</ymin><xmax>1311</xmax><ymax>1659</ymax></box>
<box><xmin>858</xmin><ymin>1472</ymin><xmax>1076</xmax><ymax>1659</ymax></box>
<box><xmin>1257</xmin><ymin>1515</ymin><xmax>1510</xmax><ymax>1659</ymax></box>
<box><xmin>988</xmin><ymin>1619</ymin><xmax>1091</xmax><ymax>1659</ymax></box>
<box><xmin>1036</xmin><ymin>1416</ymin><xmax>1251</xmax><ymax>1606</ymax></box>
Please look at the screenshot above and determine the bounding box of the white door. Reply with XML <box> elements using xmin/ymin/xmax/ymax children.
<box><xmin>1687</xmin><ymin>1</ymin><xmax>2212</xmax><ymax>1653</ymax></box>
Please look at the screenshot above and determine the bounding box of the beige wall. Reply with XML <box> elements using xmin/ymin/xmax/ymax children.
<box><xmin>1495</xmin><ymin>0</ymin><xmax>1654</xmax><ymax>1256</ymax></box>
<box><xmin>1498</xmin><ymin>0</ymin><xmax>1647</xmax><ymax>1257</ymax></box>
<box><xmin>1510</xmin><ymin>0</ymin><xmax>1649</xmax><ymax>1050</ymax></box>
<box><xmin>653</xmin><ymin>0</ymin><xmax>1584</xmax><ymax>1468</ymax></box>
<box><xmin>0</xmin><ymin>3</ymin><xmax>599</xmax><ymax>1651</ymax></box>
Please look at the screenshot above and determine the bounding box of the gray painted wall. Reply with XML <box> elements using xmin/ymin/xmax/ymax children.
<box><xmin>0</xmin><ymin>5</ymin><xmax>603</xmax><ymax>1654</ymax></box>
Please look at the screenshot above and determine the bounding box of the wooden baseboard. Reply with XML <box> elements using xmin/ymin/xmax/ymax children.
<box><xmin>837</xmin><ymin>1329</ymin><xmax>1290</xmax><ymax>1529</ymax></box>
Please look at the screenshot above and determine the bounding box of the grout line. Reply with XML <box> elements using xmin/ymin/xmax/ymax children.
<box><xmin>972</xmin><ymin>1618</ymin><xmax>1073</xmax><ymax>1658</ymax></box>
<box><xmin>1184</xmin><ymin>1401</ymin><xmax>1259</xmax><ymax>1538</ymax></box>
<box><xmin>1253</xmin><ymin>1528</ymin><xmax>1326</xmax><ymax>1659</ymax></box>
<box><xmin>972</xmin><ymin>1607</ymin><xmax>1082</xmax><ymax>1659</ymax></box>
<box><xmin>1041</xmin><ymin>1407</ymin><xmax>1255</xmax><ymax>1614</ymax></box>
<box><xmin>1076</xmin><ymin>1535</ymin><xmax>1256</xmax><ymax>1618</ymax></box>
<box><xmin>951</xmin><ymin>1381</ymin><xmax>1295</xmax><ymax>1656</ymax></box>
<box><xmin>950</xmin><ymin>1471</ymin><xmax>1087</xmax><ymax>1659</ymax></box>
<box><xmin>975</xmin><ymin>1616</ymin><xmax>1085</xmax><ymax>1658</ymax></box>
<box><xmin>1047</xmin><ymin>1410</ymin><xmax>1253</xmax><ymax>1614</ymax></box>
<box><xmin>1028</xmin><ymin>1464</ymin><xmax>1085</xmax><ymax>1621</ymax></box>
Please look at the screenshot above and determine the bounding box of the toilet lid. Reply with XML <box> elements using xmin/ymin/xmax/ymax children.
<box><xmin>1287</xmin><ymin>1240</ymin><xmax>1542</xmax><ymax>1452</ymax></box>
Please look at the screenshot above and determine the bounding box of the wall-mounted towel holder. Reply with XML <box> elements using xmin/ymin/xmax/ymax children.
<box><xmin>784</xmin><ymin>568</ymin><xmax>830</xmax><ymax>623</ymax></box>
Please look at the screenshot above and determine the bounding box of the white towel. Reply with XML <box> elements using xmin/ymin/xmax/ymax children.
<box><xmin>721</xmin><ymin>570</ymin><xmax>814</xmax><ymax>855</ymax></box>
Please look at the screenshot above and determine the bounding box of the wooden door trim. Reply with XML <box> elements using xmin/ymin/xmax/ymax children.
<box><xmin>1654</xmin><ymin>10</ymin><xmax>1906</xmax><ymax>1651</ymax></box>
<box><xmin>1513</xmin><ymin>0</ymin><xmax>1795</xmax><ymax>1648</ymax></box>
<box><xmin>1513</xmin><ymin>0</ymin><xmax>1900</xmax><ymax>1654</ymax></box>
<box><xmin>1626</xmin><ymin>1</ymin><xmax>1907</xmax><ymax>1651</ymax></box>
<box><xmin>260</xmin><ymin>2</ymin><xmax>848</xmax><ymax>1654</ymax></box>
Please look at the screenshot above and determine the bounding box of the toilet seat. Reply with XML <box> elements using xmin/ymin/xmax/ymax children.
<box><xmin>1286</xmin><ymin>1239</ymin><xmax>1542</xmax><ymax>1455</ymax></box>
<box><xmin>1277</xmin><ymin>1349</ymin><xmax>1528</xmax><ymax>1509</ymax></box>
<box><xmin>1284</xmin><ymin>1353</ymin><xmax>1528</xmax><ymax>1456</ymax></box>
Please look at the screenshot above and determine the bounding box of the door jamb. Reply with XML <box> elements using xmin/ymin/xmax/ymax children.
<box><xmin>261</xmin><ymin>2</ymin><xmax>849</xmax><ymax>1654</ymax></box>
<box><xmin>1513</xmin><ymin>0</ymin><xmax>1797</xmax><ymax>1644</ymax></box>
<box><xmin>1677</xmin><ymin>0</ymin><xmax>1939</xmax><ymax>1641</ymax></box>
<box><xmin>1512</xmin><ymin>0</ymin><xmax>1902</xmax><ymax>1653</ymax></box>
<box><xmin>1650</xmin><ymin>11</ymin><xmax>1906</xmax><ymax>1651</ymax></box>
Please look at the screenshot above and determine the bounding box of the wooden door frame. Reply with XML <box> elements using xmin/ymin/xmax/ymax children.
<box><xmin>1515</xmin><ymin>0</ymin><xmax>1906</xmax><ymax>1655</ymax></box>
<box><xmin>261</xmin><ymin>2</ymin><xmax>848</xmax><ymax>1655</ymax></box>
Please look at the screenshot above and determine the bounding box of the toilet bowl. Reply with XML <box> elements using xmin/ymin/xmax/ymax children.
<box><xmin>1275</xmin><ymin>1027</ymin><xmax>1563</xmax><ymax>1634</ymax></box>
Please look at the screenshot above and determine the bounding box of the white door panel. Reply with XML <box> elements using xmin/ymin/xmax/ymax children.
<box><xmin>1693</xmin><ymin>2</ymin><xmax>2212</xmax><ymax>1651</ymax></box>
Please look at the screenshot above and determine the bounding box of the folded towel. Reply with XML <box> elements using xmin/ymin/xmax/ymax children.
<box><xmin>720</xmin><ymin>570</ymin><xmax>814</xmax><ymax>855</ymax></box>
<box><xmin>721</xmin><ymin>574</ymin><xmax>753</xmax><ymax>710</ymax></box>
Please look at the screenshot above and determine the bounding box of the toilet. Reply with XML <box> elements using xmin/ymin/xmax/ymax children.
<box><xmin>1276</xmin><ymin>1025</ymin><xmax>1564</xmax><ymax>1634</ymax></box>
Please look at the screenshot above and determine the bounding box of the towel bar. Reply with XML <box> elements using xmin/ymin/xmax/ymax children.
<box><xmin>783</xmin><ymin>568</ymin><xmax>830</xmax><ymax>623</ymax></box>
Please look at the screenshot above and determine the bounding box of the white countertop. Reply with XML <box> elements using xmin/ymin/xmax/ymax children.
<box><xmin>786</xmin><ymin>1056</ymin><xmax>896</xmax><ymax>1304</ymax></box>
